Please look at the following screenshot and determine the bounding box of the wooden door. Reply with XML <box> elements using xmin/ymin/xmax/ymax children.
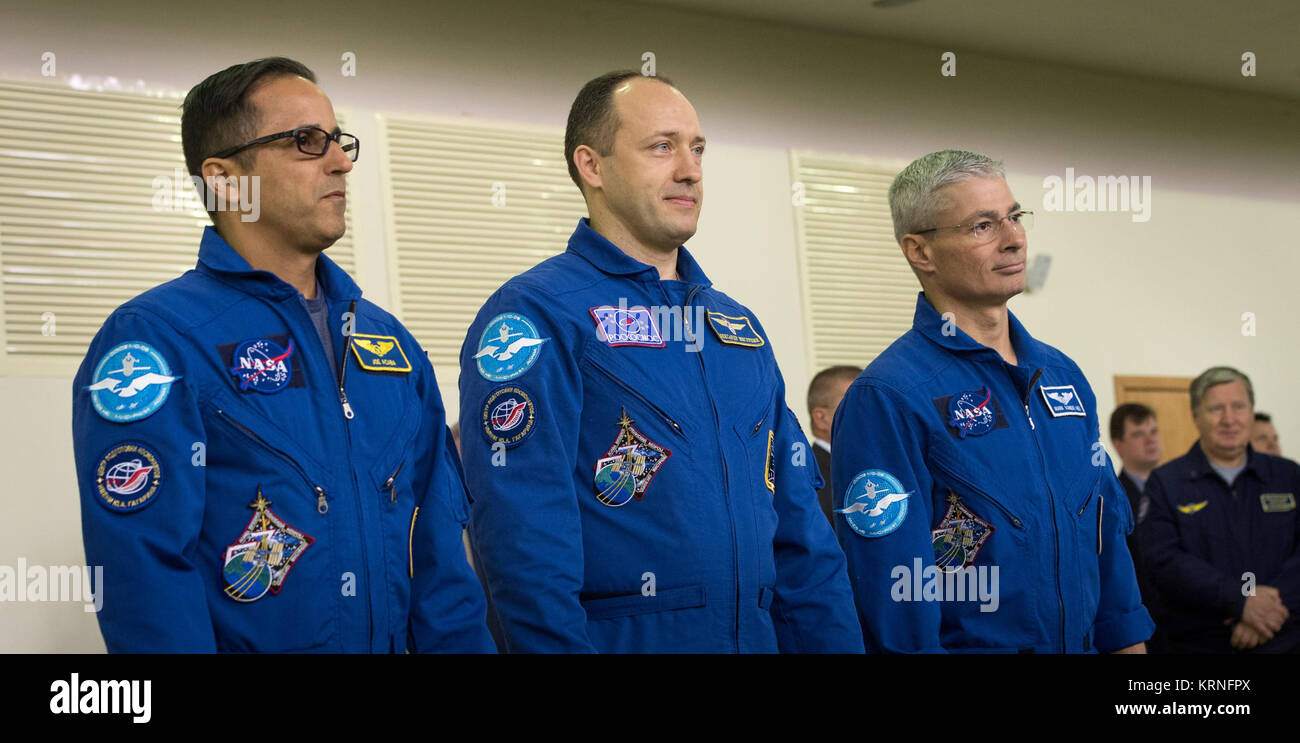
<box><xmin>1113</xmin><ymin>375</ymin><xmax>1198</xmax><ymax>466</ymax></box>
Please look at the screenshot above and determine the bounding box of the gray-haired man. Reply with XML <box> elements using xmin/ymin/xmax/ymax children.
<box><xmin>1140</xmin><ymin>366</ymin><xmax>1300</xmax><ymax>653</ymax></box>
<box><xmin>831</xmin><ymin>149</ymin><xmax>1153</xmax><ymax>653</ymax></box>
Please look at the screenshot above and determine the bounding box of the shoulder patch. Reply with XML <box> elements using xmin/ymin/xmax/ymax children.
<box><xmin>838</xmin><ymin>469</ymin><xmax>911</xmax><ymax>538</ymax></box>
<box><xmin>86</xmin><ymin>341</ymin><xmax>180</xmax><ymax>423</ymax></box>
<box><xmin>706</xmin><ymin>311</ymin><xmax>765</xmax><ymax>348</ymax></box>
<box><xmin>1039</xmin><ymin>384</ymin><xmax>1086</xmax><ymax>418</ymax></box>
<box><xmin>474</xmin><ymin>312</ymin><xmax>549</xmax><ymax>381</ymax></box>
<box><xmin>94</xmin><ymin>441</ymin><xmax>163</xmax><ymax>512</ymax></box>
<box><xmin>481</xmin><ymin>385</ymin><xmax>537</xmax><ymax>448</ymax></box>
<box><xmin>350</xmin><ymin>333</ymin><xmax>412</xmax><ymax>373</ymax></box>
<box><xmin>590</xmin><ymin>305</ymin><xmax>665</xmax><ymax>348</ymax></box>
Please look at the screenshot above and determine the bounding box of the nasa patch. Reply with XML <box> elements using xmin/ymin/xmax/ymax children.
<box><xmin>94</xmin><ymin>441</ymin><xmax>162</xmax><ymax>513</ymax></box>
<box><xmin>838</xmin><ymin>469</ymin><xmax>910</xmax><ymax>538</ymax></box>
<box><xmin>1039</xmin><ymin>384</ymin><xmax>1086</xmax><ymax>418</ymax></box>
<box><xmin>932</xmin><ymin>386</ymin><xmax>1009</xmax><ymax>439</ymax></box>
<box><xmin>219</xmin><ymin>335</ymin><xmax>303</xmax><ymax>394</ymax></box>
<box><xmin>590</xmin><ymin>305</ymin><xmax>665</xmax><ymax>348</ymax></box>
<box><xmin>480</xmin><ymin>385</ymin><xmax>537</xmax><ymax>448</ymax></box>
<box><xmin>473</xmin><ymin>313</ymin><xmax>549</xmax><ymax>382</ymax></box>
<box><xmin>85</xmin><ymin>341</ymin><xmax>180</xmax><ymax>423</ymax></box>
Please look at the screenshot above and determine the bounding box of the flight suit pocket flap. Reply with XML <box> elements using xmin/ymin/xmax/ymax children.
<box><xmin>581</xmin><ymin>584</ymin><xmax>707</xmax><ymax>621</ymax></box>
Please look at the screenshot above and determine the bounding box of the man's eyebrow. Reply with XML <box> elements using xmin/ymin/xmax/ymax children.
<box><xmin>961</xmin><ymin>203</ymin><xmax>1021</xmax><ymax>221</ymax></box>
<box><xmin>643</xmin><ymin>131</ymin><xmax>706</xmax><ymax>145</ymax></box>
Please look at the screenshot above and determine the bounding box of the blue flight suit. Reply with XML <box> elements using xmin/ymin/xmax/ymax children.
<box><xmin>458</xmin><ymin>219</ymin><xmax>862</xmax><ymax>653</ymax></box>
<box><xmin>1140</xmin><ymin>442</ymin><xmax>1300</xmax><ymax>652</ymax></box>
<box><xmin>72</xmin><ymin>226</ymin><xmax>494</xmax><ymax>653</ymax></box>
<box><xmin>832</xmin><ymin>292</ymin><xmax>1154</xmax><ymax>653</ymax></box>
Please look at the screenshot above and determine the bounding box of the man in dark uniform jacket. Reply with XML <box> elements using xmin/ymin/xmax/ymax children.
<box><xmin>806</xmin><ymin>366</ymin><xmax>861</xmax><ymax>524</ymax></box>
<box><xmin>1110</xmin><ymin>402</ymin><xmax>1164</xmax><ymax>648</ymax></box>
<box><xmin>1141</xmin><ymin>367</ymin><xmax>1299</xmax><ymax>653</ymax></box>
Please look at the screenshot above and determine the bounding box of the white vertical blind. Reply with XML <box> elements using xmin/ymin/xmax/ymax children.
<box><xmin>0</xmin><ymin>79</ymin><xmax>354</xmax><ymax>371</ymax></box>
<box><xmin>791</xmin><ymin>151</ymin><xmax>917</xmax><ymax>370</ymax></box>
<box><xmin>379</xmin><ymin>114</ymin><xmax>585</xmax><ymax>367</ymax></box>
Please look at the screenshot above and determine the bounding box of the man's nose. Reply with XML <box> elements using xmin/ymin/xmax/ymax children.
<box><xmin>675</xmin><ymin>148</ymin><xmax>701</xmax><ymax>183</ymax></box>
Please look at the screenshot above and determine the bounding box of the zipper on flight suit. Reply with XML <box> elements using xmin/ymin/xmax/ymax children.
<box><xmin>586</xmin><ymin>363</ymin><xmax>686</xmax><ymax>439</ymax></box>
<box><xmin>1020</xmin><ymin>368</ymin><xmax>1067</xmax><ymax>653</ymax></box>
<box><xmin>683</xmin><ymin>283</ymin><xmax>741</xmax><ymax>652</ymax></box>
<box><xmin>212</xmin><ymin>407</ymin><xmax>331</xmax><ymax>513</ymax></box>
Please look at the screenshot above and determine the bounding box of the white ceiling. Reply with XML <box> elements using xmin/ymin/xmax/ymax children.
<box><xmin>644</xmin><ymin>0</ymin><xmax>1300</xmax><ymax>100</ymax></box>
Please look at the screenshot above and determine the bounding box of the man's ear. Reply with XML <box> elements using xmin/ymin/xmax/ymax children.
<box><xmin>901</xmin><ymin>234</ymin><xmax>936</xmax><ymax>279</ymax></box>
<box><xmin>573</xmin><ymin>145</ymin><xmax>602</xmax><ymax>192</ymax></box>
<box><xmin>199</xmin><ymin>158</ymin><xmax>242</xmax><ymax>211</ymax></box>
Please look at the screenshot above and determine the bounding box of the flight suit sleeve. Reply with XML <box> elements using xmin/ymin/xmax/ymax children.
<box><xmin>406</xmin><ymin>348</ymin><xmax>496</xmax><ymax>653</ymax></box>
<box><xmin>1140</xmin><ymin>471</ymin><xmax>1246</xmax><ymax>619</ymax></box>
<box><xmin>1092</xmin><ymin>451</ymin><xmax>1156</xmax><ymax>651</ymax></box>
<box><xmin>766</xmin><ymin>372</ymin><xmax>864</xmax><ymax>653</ymax></box>
<box><xmin>831</xmin><ymin>380</ymin><xmax>944</xmax><ymax>653</ymax></box>
<box><xmin>71</xmin><ymin>308</ymin><xmax>216</xmax><ymax>652</ymax></box>
<box><xmin>459</xmin><ymin>286</ymin><xmax>595</xmax><ymax>652</ymax></box>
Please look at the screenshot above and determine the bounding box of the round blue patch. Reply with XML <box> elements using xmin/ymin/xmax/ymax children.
<box><xmin>481</xmin><ymin>385</ymin><xmax>536</xmax><ymax>448</ymax></box>
<box><xmin>94</xmin><ymin>441</ymin><xmax>162</xmax><ymax>513</ymax></box>
<box><xmin>229</xmin><ymin>337</ymin><xmax>295</xmax><ymax>393</ymax></box>
<box><xmin>87</xmin><ymin>341</ymin><xmax>179</xmax><ymax>423</ymax></box>
<box><xmin>947</xmin><ymin>387</ymin><xmax>995</xmax><ymax>438</ymax></box>
<box><xmin>839</xmin><ymin>469</ymin><xmax>910</xmax><ymax>538</ymax></box>
<box><xmin>474</xmin><ymin>313</ymin><xmax>547</xmax><ymax>382</ymax></box>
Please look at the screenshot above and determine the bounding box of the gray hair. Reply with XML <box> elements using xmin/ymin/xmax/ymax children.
<box><xmin>1189</xmin><ymin>366</ymin><xmax>1254</xmax><ymax>412</ymax></box>
<box><xmin>888</xmin><ymin>150</ymin><xmax>1006</xmax><ymax>243</ymax></box>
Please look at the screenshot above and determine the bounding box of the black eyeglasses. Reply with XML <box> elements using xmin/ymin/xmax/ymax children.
<box><xmin>207</xmin><ymin>126</ymin><xmax>360</xmax><ymax>162</ymax></box>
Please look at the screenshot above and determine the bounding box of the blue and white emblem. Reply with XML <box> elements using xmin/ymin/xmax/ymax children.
<box><xmin>94</xmin><ymin>441</ymin><xmax>163</xmax><ymax>513</ymax></box>
<box><xmin>838</xmin><ymin>469</ymin><xmax>910</xmax><ymax>538</ymax></box>
<box><xmin>590</xmin><ymin>305</ymin><xmax>665</xmax><ymax>348</ymax></box>
<box><xmin>230</xmin><ymin>337</ymin><xmax>295</xmax><ymax>393</ymax></box>
<box><xmin>473</xmin><ymin>313</ymin><xmax>548</xmax><ymax>382</ymax></box>
<box><xmin>481</xmin><ymin>385</ymin><xmax>537</xmax><ymax>448</ymax></box>
<box><xmin>947</xmin><ymin>387</ymin><xmax>996</xmax><ymax>438</ymax></box>
<box><xmin>85</xmin><ymin>341</ymin><xmax>180</xmax><ymax>423</ymax></box>
<box><xmin>1040</xmin><ymin>384</ymin><xmax>1086</xmax><ymax>417</ymax></box>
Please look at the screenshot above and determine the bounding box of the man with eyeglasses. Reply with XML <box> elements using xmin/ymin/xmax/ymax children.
<box><xmin>71</xmin><ymin>57</ymin><xmax>493</xmax><ymax>653</ymax></box>
<box><xmin>831</xmin><ymin>150</ymin><xmax>1154</xmax><ymax>653</ymax></box>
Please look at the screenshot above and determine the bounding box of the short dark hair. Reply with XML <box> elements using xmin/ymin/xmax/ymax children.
<box><xmin>807</xmin><ymin>365</ymin><xmax>862</xmax><ymax>419</ymax></box>
<box><xmin>181</xmin><ymin>57</ymin><xmax>317</xmax><ymax>214</ymax></box>
<box><xmin>1255</xmin><ymin>412</ymin><xmax>1272</xmax><ymax>423</ymax></box>
<box><xmin>1109</xmin><ymin>402</ymin><xmax>1155</xmax><ymax>441</ymax></box>
<box><xmin>564</xmin><ymin>70</ymin><xmax>676</xmax><ymax>193</ymax></box>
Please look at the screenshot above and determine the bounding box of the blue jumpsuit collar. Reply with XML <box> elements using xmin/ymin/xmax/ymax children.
<box><xmin>912</xmin><ymin>291</ymin><xmax>1047</xmax><ymax>368</ymax></box>
<box><xmin>196</xmin><ymin>225</ymin><xmax>362</xmax><ymax>302</ymax></box>
<box><xmin>567</xmin><ymin>218</ymin><xmax>713</xmax><ymax>287</ymax></box>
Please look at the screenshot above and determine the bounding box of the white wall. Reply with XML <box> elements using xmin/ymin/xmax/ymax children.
<box><xmin>1</xmin><ymin>0</ymin><xmax>1296</xmax><ymax>651</ymax></box>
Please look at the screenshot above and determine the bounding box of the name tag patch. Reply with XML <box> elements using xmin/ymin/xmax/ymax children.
<box><xmin>350</xmin><ymin>333</ymin><xmax>412</xmax><ymax>373</ymax></box>
<box><xmin>706</xmin><ymin>311</ymin><xmax>765</xmax><ymax>348</ymax></box>
<box><xmin>1039</xmin><ymin>385</ymin><xmax>1086</xmax><ymax>417</ymax></box>
<box><xmin>1261</xmin><ymin>493</ymin><xmax>1296</xmax><ymax>512</ymax></box>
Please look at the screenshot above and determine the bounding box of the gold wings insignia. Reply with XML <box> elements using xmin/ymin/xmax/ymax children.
<box><xmin>355</xmin><ymin>338</ymin><xmax>394</xmax><ymax>356</ymax></box>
